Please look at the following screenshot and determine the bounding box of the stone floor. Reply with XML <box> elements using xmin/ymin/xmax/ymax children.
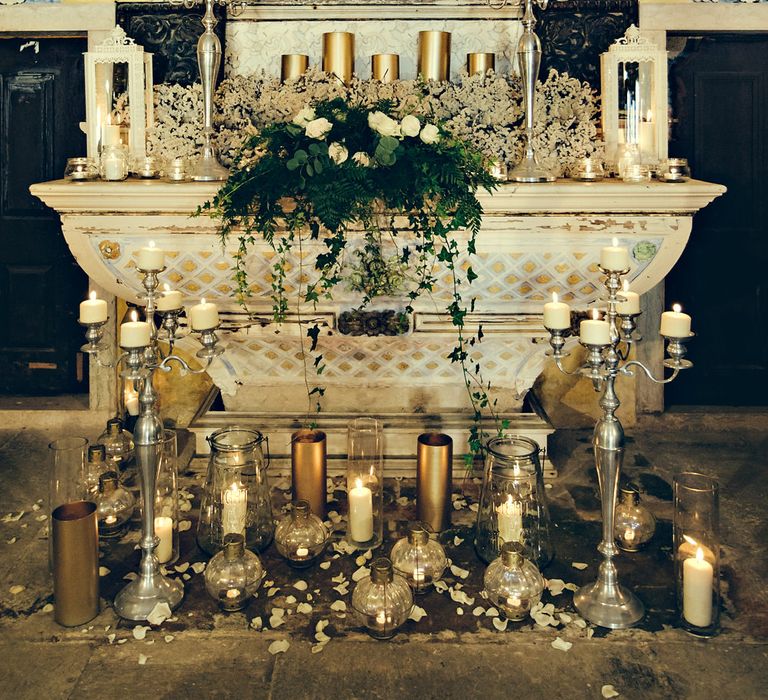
<box><xmin>0</xmin><ymin>411</ymin><xmax>767</xmax><ymax>699</ymax></box>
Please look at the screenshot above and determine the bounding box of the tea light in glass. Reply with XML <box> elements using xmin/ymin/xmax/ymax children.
<box><xmin>390</xmin><ymin>522</ymin><xmax>447</xmax><ymax>593</ymax></box>
<box><xmin>274</xmin><ymin>500</ymin><xmax>329</xmax><ymax>568</ymax></box>
<box><xmin>572</xmin><ymin>157</ymin><xmax>605</xmax><ymax>181</ymax></box>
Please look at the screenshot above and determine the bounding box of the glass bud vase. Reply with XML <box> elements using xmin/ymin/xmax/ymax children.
<box><xmin>674</xmin><ymin>472</ymin><xmax>720</xmax><ymax>637</ymax></box>
<box><xmin>198</xmin><ymin>427</ymin><xmax>274</xmax><ymax>555</ymax></box>
<box><xmin>204</xmin><ymin>533</ymin><xmax>265</xmax><ymax>612</ymax></box>
<box><xmin>346</xmin><ymin>417</ymin><xmax>384</xmax><ymax>550</ymax></box>
<box><xmin>98</xmin><ymin>417</ymin><xmax>135</xmax><ymax>486</ymax></box>
<box><xmin>96</xmin><ymin>471</ymin><xmax>135</xmax><ymax>539</ymax></box>
<box><xmin>614</xmin><ymin>483</ymin><xmax>656</xmax><ymax>551</ymax></box>
<box><xmin>351</xmin><ymin>557</ymin><xmax>413</xmax><ymax>640</ymax></box>
<box><xmin>483</xmin><ymin>542</ymin><xmax>545</xmax><ymax>621</ymax></box>
<box><xmin>390</xmin><ymin>522</ymin><xmax>447</xmax><ymax>593</ymax></box>
<box><xmin>275</xmin><ymin>500</ymin><xmax>329</xmax><ymax>568</ymax></box>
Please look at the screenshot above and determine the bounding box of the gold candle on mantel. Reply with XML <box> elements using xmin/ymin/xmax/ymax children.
<box><xmin>322</xmin><ymin>31</ymin><xmax>355</xmax><ymax>85</ymax></box>
<box><xmin>416</xmin><ymin>432</ymin><xmax>453</xmax><ymax>533</ymax></box>
<box><xmin>467</xmin><ymin>52</ymin><xmax>496</xmax><ymax>76</ymax></box>
<box><xmin>291</xmin><ymin>429</ymin><xmax>328</xmax><ymax>520</ymax></box>
<box><xmin>418</xmin><ymin>30</ymin><xmax>451</xmax><ymax>82</ymax></box>
<box><xmin>372</xmin><ymin>53</ymin><xmax>400</xmax><ymax>83</ymax></box>
<box><xmin>281</xmin><ymin>54</ymin><xmax>309</xmax><ymax>82</ymax></box>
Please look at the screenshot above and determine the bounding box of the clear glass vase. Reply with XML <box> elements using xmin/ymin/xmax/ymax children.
<box><xmin>346</xmin><ymin>417</ymin><xmax>384</xmax><ymax>550</ymax></box>
<box><xmin>154</xmin><ymin>430</ymin><xmax>179</xmax><ymax>565</ymax></box>
<box><xmin>390</xmin><ymin>522</ymin><xmax>447</xmax><ymax>593</ymax></box>
<box><xmin>351</xmin><ymin>557</ymin><xmax>413</xmax><ymax>640</ymax></box>
<box><xmin>204</xmin><ymin>533</ymin><xmax>265</xmax><ymax>612</ymax></box>
<box><xmin>483</xmin><ymin>542</ymin><xmax>545</xmax><ymax>621</ymax></box>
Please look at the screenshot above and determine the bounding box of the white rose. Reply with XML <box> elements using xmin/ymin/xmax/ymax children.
<box><xmin>352</xmin><ymin>151</ymin><xmax>371</xmax><ymax>167</ymax></box>
<box><xmin>292</xmin><ymin>106</ymin><xmax>316</xmax><ymax>127</ymax></box>
<box><xmin>419</xmin><ymin>124</ymin><xmax>440</xmax><ymax>145</ymax></box>
<box><xmin>328</xmin><ymin>142</ymin><xmax>349</xmax><ymax>165</ymax></box>
<box><xmin>400</xmin><ymin>114</ymin><xmax>421</xmax><ymax>138</ymax></box>
<box><xmin>305</xmin><ymin>117</ymin><xmax>333</xmax><ymax>140</ymax></box>
<box><xmin>368</xmin><ymin>111</ymin><xmax>400</xmax><ymax>137</ymax></box>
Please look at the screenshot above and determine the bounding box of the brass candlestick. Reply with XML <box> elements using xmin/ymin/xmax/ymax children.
<box><xmin>372</xmin><ymin>54</ymin><xmax>400</xmax><ymax>82</ymax></box>
<box><xmin>418</xmin><ymin>31</ymin><xmax>451</xmax><ymax>82</ymax></box>
<box><xmin>323</xmin><ymin>31</ymin><xmax>355</xmax><ymax>85</ymax></box>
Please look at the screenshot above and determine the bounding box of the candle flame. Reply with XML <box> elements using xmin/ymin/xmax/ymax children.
<box><xmin>591</xmin><ymin>308</ymin><xmax>600</xmax><ymax>321</ymax></box>
<box><xmin>148</xmin><ymin>240</ymin><xmax>156</xmax><ymax>249</ymax></box>
<box><xmin>355</xmin><ymin>477</ymin><xmax>363</xmax><ymax>490</ymax></box>
<box><xmin>612</xmin><ymin>237</ymin><xmax>619</xmax><ymax>247</ymax></box>
<box><xmin>201</xmin><ymin>297</ymin><xmax>207</xmax><ymax>305</ymax></box>
<box><xmin>695</xmin><ymin>547</ymin><xmax>705</xmax><ymax>562</ymax></box>
<box><xmin>228</xmin><ymin>482</ymin><xmax>240</xmax><ymax>493</ymax></box>
<box><xmin>622</xmin><ymin>280</ymin><xmax>630</xmax><ymax>292</ymax></box>
<box><xmin>672</xmin><ymin>303</ymin><xmax>682</xmax><ymax>313</ymax></box>
<box><xmin>646</xmin><ymin>109</ymin><xmax>653</xmax><ymax>122</ymax></box>
<box><xmin>683</xmin><ymin>534</ymin><xmax>698</xmax><ymax>547</ymax></box>
<box><xmin>89</xmin><ymin>290</ymin><xmax>97</xmax><ymax>301</ymax></box>
<box><xmin>163</xmin><ymin>284</ymin><xmax>170</xmax><ymax>292</ymax></box>
<box><xmin>129</xmin><ymin>309</ymin><xmax>138</xmax><ymax>323</ymax></box>
<box><xmin>552</xmin><ymin>292</ymin><xmax>558</xmax><ymax>304</ymax></box>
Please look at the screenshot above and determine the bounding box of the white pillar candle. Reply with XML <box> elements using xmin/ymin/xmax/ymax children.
<box><xmin>580</xmin><ymin>310</ymin><xmax>611</xmax><ymax>345</ymax></box>
<box><xmin>120</xmin><ymin>319</ymin><xmax>151</xmax><ymax>348</ymax></box>
<box><xmin>600</xmin><ymin>238</ymin><xmax>630</xmax><ymax>271</ymax></box>
<box><xmin>79</xmin><ymin>291</ymin><xmax>108</xmax><ymax>323</ymax></box>
<box><xmin>616</xmin><ymin>281</ymin><xmax>640</xmax><ymax>315</ymax></box>
<box><xmin>136</xmin><ymin>241</ymin><xmax>165</xmax><ymax>271</ymax></box>
<box><xmin>189</xmin><ymin>298</ymin><xmax>219</xmax><ymax>330</ymax></box>
<box><xmin>103</xmin><ymin>123</ymin><xmax>121</xmax><ymax>147</ymax></box>
<box><xmin>348</xmin><ymin>477</ymin><xmax>374</xmax><ymax>543</ymax></box>
<box><xmin>102</xmin><ymin>152</ymin><xmax>125</xmax><ymax>181</ymax></box>
<box><xmin>683</xmin><ymin>547</ymin><xmax>714</xmax><ymax>627</ymax></box>
<box><xmin>156</xmin><ymin>287</ymin><xmax>183</xmax><ymax>312</ymax></box>
<box><xmin>154</xmin><ymin>516</ymin><xmax>174</xmax><ymax>564</ymax></box>
<box><xmin>660</xmin><ymin>303</ymin><xmax>691</xmax><ymax>338</ymax></box>
<box><xmin>497</xmin><ymin>495</ymin><xmax>523</xmax><ymax>543</ymax></box>
<box><xmin>638</xmin><ymin>121</ymin><xmax>655</xmax><ymax>159</ymax></box>
<box><xmin>543</xmin><ymin>292</ymin><xmax>570</xmax><ymax>330</ymax></box>
<box><xmin>222</xmin><ymin>483</ymin><xmax>248</xmax><ymax>536</ymax></box>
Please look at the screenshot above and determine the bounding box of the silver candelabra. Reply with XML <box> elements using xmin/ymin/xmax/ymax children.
<box><xmin>545</xmin><ymin>268</ymin><xmax>694</xmax><ymax>629</ymax></box>
<box><xmin>80</xmin><ymin>270</ymin><xmax>224</xmax><ymax>621</ymax></box>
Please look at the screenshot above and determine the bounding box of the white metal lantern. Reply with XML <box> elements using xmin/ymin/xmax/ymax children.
<box><xmin>84</xmin><ymin>26</ymin><xmax>153</xmax><ymax>160</ymax></box>
<box><xmin>601</xmin><ymin>25</ymin><xmax>668</xmax><ymax>167</ymax></box>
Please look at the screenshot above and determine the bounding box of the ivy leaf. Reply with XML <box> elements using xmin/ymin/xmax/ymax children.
<box><xmin>307</xmin><ymin>324</ymin><xmax>321</xmax><ymax>352</ymax></box>
<box><xmin>467</xmin><ymin>266</ymin><xmax>478</xmax><ymax>283</ymax></box>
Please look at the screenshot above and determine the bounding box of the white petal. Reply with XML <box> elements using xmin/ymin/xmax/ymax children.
<box><xmin>355</xmin><ymin>555</ymin><xmax>366</xmax><ymax>566</ymax></box>
<box><xmin>146</xmin><ymin>602</ymin><xmax>172</xmax><ymax>626</ymax></box>
<box><xmin>571</xmin><ymin>562</ymin><xmax>588</xmax><ymax>570</ymax></box>
<box><xmin>268</xmin><ymin>640</ymin><xmax>290</xmax><ymax>655</ymax></box>
<box><xmin>456</xmin><ymin>607</ymin><xmax>464</xmax><ymax>615</ymax></box>
<box><xmin>269</xmin><ymin>616</ymin><xmax>285</xmax><ymax>628</ymax></box>
<box><xmin>434</xmin><ymin>580</ymin><xmax>448</xmax><ymax>593</ymax></box>
<box><xmin>547</xmin><ymin>579</ymin><xmax>565</xmax><ymax>595</ymax></box>
<box><xmin>311</xmin><ymin>642</ymin><xmax>327</xmax><ymax>654</ymax></box>
<box><xmin>191</xmin><ymin>562</ymin><xmax>206</xmax><ymax>574</ymax></box>
<box><xmin>472</xmin><ymin>606</ymin><xmax>485</xmax><ymax>617</ymax></box>
<box><xmin>107</xmin><ymin>633</ymin><xmax>116</xmax><ymax>644</ymax></box>
<box><xmin>492</xmin><ymin>617</ymin><xmax>508</xmax><ymax>632</ymax></box>
<box><xmin>450</xmin><ymin>564</ymin><xmax>469</xmax><ymax>580</ymax></box>
<box><xmin>315</xmin><ymin>631</ymin><xmax>331</xmax><ymax>643</ymax></box>
<box><xmin>297</xmin><ymin>602</ymin><xmax>313</xmax><ymax>614</ymax></box>
<box><xmin>178</xmin><ymin>520</ymin><xmax>192</xmax><ymax>532</ymax></box>
<box><xmin>9</xmin><ymin>585</ymin><xmax>25</xmax><ymax>595</ymax></box>
<box><xmin>601</xmin><ymin>685</ymin><xmax>620</xmax><ymax>698</ymax></box>
<box><xmin>319</xmin><ymin>561</ymin><xmax>331</xmax><ymax>570</ymax></box>
<box><xmin>164</xmin><ymin>635</ymin><xmax>175</xmax><ymax>643</ymax></box>
<box><xmin>330</xmin><ymin>600</ymin><xmax>347</xmax><ymax>612</ymax></box>
<box><xmin>352</xmin><ymin>566</ymin><xmax>370</xmax><ymax>582</ymax></box>
<box><xmin>395</xmin><ymin>496</ymin><xmax>409</xmax><ymax>506</ymax></box>
<box><xmin>408</xmin><ymin>605</ymin><xmax>427</xmax><ymax>622</ymax></box>
<box><xmin>268</xmin><ymin>587</ymin><xmax>280</xmax><ymax>597</ymax></box>
<box><xmin>138</xmin><ymin>654</ymin><xmax>148</xmax><ymax>665</ymax></box>
<box><xmin>485</xmin><ymin>607</ymin><xmax>499</xmax><ymax>618</ymax></box>
<box><xmin>42</xmin><ymin>603</ymin><xmax>53</xmax><ymax>613</ymax></box>
<box><xmin>250</xmin><ymin>616</ymin><xmax>263</xmax><ymax>631</ymax></box>
<box><xmin>133</xmin><ymin>626</ymin><xmax>148</xmax><ymax>640</ymax></box>
<box><xmin>453</xmin><ymin>536</ymin><xmax>464</xmax><ymax>547</ymax></box>
<box><xmin>331</xmin><ymin>574</ymin><xmax>346</xmax><ymax>584</ymax></box>
<box><xmin>551</xmin><ymin>637</ymin><xmax>573</xmax><ymax>652</ymax></box>
<box><xmin>174</xmin><ymin>562</ymin><xmax>190</xmax><ymax>573</ymax></box>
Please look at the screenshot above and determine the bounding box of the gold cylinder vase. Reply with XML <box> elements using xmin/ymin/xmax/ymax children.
<box><xmin>52</xmin><ymin>501</ymin><xmax>99</xmax><ymax>627</ymax></box>
<box><xmin>416</xmin><ymin>433</ymin><xmax>453</xmax><ymax>533</ymax></box>
<box><xmin>291</xmin><ymin>429</ymin><xmax>328</xmax><ymax>519</ymax></box>
<box><xmin>467</xmin><ymin>52</ymin><xmax>496</xmax><ymax>76</ymax></box>
<box><xmin>418</xmin><ymin>30</ymin><xmax>451</xmax><ymax>82</ymax></box>
<box><xmin>281</xmin><ymin>54</ymin><xmax>309</xmax><ymax>82</ymax></box>
<box><xmin>372</xmin><ymin>53</ymin><xmax>400</xmax><ymax>83</ymax></box>
<box><xmin>322</xmin><ymin>31</ymin><xmax>355</xmax><ymax>85</ymax></box>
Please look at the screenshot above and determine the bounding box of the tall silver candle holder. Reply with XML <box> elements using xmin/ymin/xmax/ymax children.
<box><xmin>80</xmin><ymin>269</ymin><xmax>224</xmax><ymax>621</ymax></box>
<box><xmin>544</xmin><ymin>268</ymin><xmax>694</xmax><ymax>629</ymax></box>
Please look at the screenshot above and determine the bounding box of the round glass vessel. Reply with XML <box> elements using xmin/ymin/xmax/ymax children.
<box><xmin>390</xmin><ymin>522</ymin><xmax>447</xmax><ymax>593</ymax></box>
<box><xmin>614</xmin><ymin>483</ymin><xmax>656</xmax><ymax>551</ymax></box>
<box><xmin>483</xmin><ymin>542</ymin><xmax>545</xmax><ymax>621</ymax></box>
<box><xmin>83</xmin><ymin>444</ymin><xmax>109</xmax><ymax>500</ymax></box>
<box><xmin>657</xmin><ymin>157</ymin><xmax>691</xmax><ymax>183</ymax></box>
<box><xmin>275</xmin><ymin>500</ymin><xmax>329</xmax><ymax>567</ymax></box>
<box><xmin>204</xmin><ymin>533</ymin><xmax>265</xmax><ymax>612</ymax></box>
<box><xmin>99</xmin><ymin>145</ymin><xmax>129</xmax><ymax>181</ymax></box>
<box><xmin>98</xmin><ymin>417</ymin><xmax>135</xmax><ymax>485</ymax></box>
<box><xmin>351</xmin><ymin>557</ymin><xmax>413</xmax><ymax>640</ymax></box>
<box><xmin>96</xmin><ymin>471</ymin><xmax>134</xmax><ymax>538</ymax></box>
<box><xmin>64</xmin><ymin>157</ymin><xmax>98</xmax><ymax>181</ymax></box>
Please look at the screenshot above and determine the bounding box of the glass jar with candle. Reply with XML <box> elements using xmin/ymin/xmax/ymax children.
<box><xmin>204</xmin><ymin>533</ymin><xmax>265</xmax><ymax>612</ymax></box>
<box><xmin>153</xmin><ymin>430</ymin><xmax>180</xmax><ymax>565</ymax></box>
<box><xmin>346</xmin><ymin>417</ymin><xmax>384</xmax><ymax>550</ymax></box>
<box><xmin>96</xmin><ymin>471</ymin><xmax>135</xmax><ymax>539</ymax></box>
<box><xmin>64</xmin><ymin>157</ymin><xmax>98</xmax><ymax>181</ymax></box>
<box><xmin>197</xmin><ymin>427</ymin><xmax>273</xmax><ymax>555</ymax></box>
<box><xmin>390</xmin><ymin>522</ymin><xmax>447</xmax><ymax>594</ymax></box>
<box><xmin>351</xmin><ymin>557</ymin><xmax>413</xmax><ymax>640</ymax></box>
<box><xmin>614</xmin><ymin>483</ymin><xmax>656</xmax><ymax>551</ymax></box>
<box><xmin>98</xmin><ymin>418</ymin><xmax>135</xmax><ymax>486</ymax></box>
<box><xmin>475</xmin><ymin>436</ymin><xmax>553</xmax><ymax>569</ymax></box>
<box><xmin>131</xmin><ymin>155</ymin><xmax>163</xmax><ymax>179</ymax></box>
<box><xmin>657</xmin><ymin>157</ymin><xmax>691</xmax><ymax>183</ymax></box>
<box><xmin>483</xmin><ymin>542</ymin><xmax>545</xmax><ymax>621</ymax></box>
<box><xmin>99</xmin><ymin>144</ymin><xmax>129</xmax><ymax>181</ymax></box>
<box><xmin>165</xmin><ymin>156</ymin><xmax>191</xmax><ymax>182</ymax></box>
<box><xmin>274</xmin><ymin>500</ymin><xmax>329</xmax><ymax>568</ymax></box>
<box><xmin>674</xmin><ymin>472</ymin><xmax>720</xmax><ymax>636</ymax></box>
<box><xmin>83</xmin><ymin>444</ymin><xmax>110</xmax><ymax>500</ymax></box>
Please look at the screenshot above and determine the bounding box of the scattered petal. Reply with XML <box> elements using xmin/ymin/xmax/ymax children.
<box><xmin>330</xmin><ymin>600</ymin><xmax>347</xmax><ymax>612</ymax></box>
<box><xmin>333</xmin><ymin>583</ymin><xmax>349</xmax><ymax>595</ymax></box>
<box><xmin>559</xmin><ymin>613</ymin><xmax>573</xmax><ymax>624</ymax></box>
<box><xmin>587</xmin><ymin>628</ymin><xmax>595</xmax><ymax>639</ymax></box>
<box><xmin>164</xmin><ymin>635</ymin><xmax>175</xmax><ymax>643</ymax></box>
<box><xmin>132</xmin><ymin>626</ymin><xmax>149</xmax><ymax>640</ymax></box>
<box><xmin>1</xmin><ymin>511</ymin><xmax>24</xmax><ymax>523</ymax></box>
<box><xmin>469</xmin><ymin>504</ymin><xmax>479</xmax><ymax>512</ymax></box>
<box><xmin>32</xmin><ymin>504</ymin><xmax>41</xmax><ymax>512</ymax></box>
<box><xmin>146</xmin><ymin>602</ymin><xmax>172</xmax><ymax>626</ymax></box>
<box><xmin>297</xmin><ymin>602</ymin><xmax>313</xmax><ymax>614</ymax></box>
<box><xmin>250</xmin><ymin>616</ymin><xmax>262</xmax><ymax>631</ymax></box>
<box><xmin>311</xmin><ymin>642</ymin><xmax>327</xmax><ymax>654</ymax></box>
<box><xmin>331</xmin><ymin>574</ymin><xmax>347</xmax><ymax>584</ymax></box>
<box><xmin>485</xmin><ymin>607</ymin><xmax>499</xmax><ymax>618</ymax></box>
<box><xmin>182</xmin><ymin>574</ymin><xmax>191</xmax><ymax>581</ymax></box>
<box><xmin>9</xmin><ymin>585</ymin><xmax>25</xmax><ymax>595</ymax></box>
<box><xmin>571</xmin><ymin>562</ymin><xmax>588</xmax><ymax>570</ymax></box>
<box><xmin>42</xmin><ymin>603</ymin><xmax>54</xmax><ymax>613</ymax></box>
<box><xmin>452</xmin><ymin>499</ymin><xmax>467</xmax><ymax>511</ymax></box>
<box><xmin>6</xmin><ymin>537</ymin><xmax>17</xmax><ymax>544</ymax></box>
<box><xmin>138</xmin><ymin>654</ymin><xmax>148</xmax><ymax>665</ymax></box>
<box><xmin>395</xmin><ymin>496</ymin><xmax>409</xmax><ymax>506</ymax></box>
<box><xmin>601</xmin><ymin>686</ymin><xmax>619</xmax><ymax>698</ymax></box>
<box><xmin>124</xmin><ymin>572</ymin><xmax>138</xmax><ymax>581</ymax></box>
<box><xmin>492</xmin><ymin>617</ymin><xmax>508</xmax><ymax>632</ymax></box>
<box><xmin>117</xmin><ymin>639</ymin><xmax>128</xmax><ymax>645</ymax></box>
<box><xmin>572</xmin><ymin>617</ymin><xmax>587</xmax><ymax>629</ymax></box>
<box><xmin>564</xmin><ymin>583</ymin><xmax>579</xmax><ymax>592</ymax></box>
<box><xmin>453</xmin><ymin>536</ymin><xmax>464</xmax><ymax>547</ymax></box>
<box><xmin>293</xmin><ymin>580</ymin><xmax>308</xmax><ymax>591</ymax></box>
<box><xmin>315</xmin><ymin>631</ymin><xmax>331</xmax><ymax>643</ymax></box>
<box><xmin>408</xmin><ymin>605</ymin><xmax>427</xmax><ymax>622</ymax></box>
<box><xmin>268</xmin><ymin>640</ymin><xmax>290</xmax><ymax>655</ymax></box>
<box><xmin>174</xmin><ymin>562</ymin><xmax>189</xmax><ymax>573</ymax></box>
<box><xmin>319</xmin><ymin>561</ymin><xmax>331</xmax><ymax>570</ymax></box>
<box><xmin>35</xmin><ymin>514</ymin><xmax>47</xmax><ymax>522</ymax></box>
<box><xmin>434</xmin><ymin>580</ymin><xmax>448</xmax><ymax>594</ymax></box>
<box><xmin>456</xmin><ymin>607</ymin><xmax>464</xmax><ymax>615</ymax></box>
<box><xmin>191</xmin><ymin>562</ymin><xmax>206</xmax><ymax>574</ymax></box>
<box><xmin>450</xmin><ymin>564</ymin><xmax>469</xmax><ymax>580</ymax></box>
<box><xmin>355</xmin><ymin>555</ymin><xmax>366</xmax><ymax>566</ymax></box>
<box><xmin>178</xmin><ymin>520</ymin><xmax>192</xmax><ymax>532</ymax></box>
<box><xmin>107</xmin><ymin>633</ymin><xmax>116</xmax><ymax>644</ymax></box>
<box><xmin>316</xmin><ymin>620</ymin><xmax>329</xmax><ymax>633</ymax></box>
<box><xmin>547</xmin><ymin>579</ymin><xmax>565</xmax><ymax>596</ymax></box>
<box><xmin>551</xmin><ymin>637</ymin><xmax>573</xmax><ymax>652</ymax></box>
<box><xmin>472</xmin><ymin>606</ymin><xmax>485</xmax><ymax>617</ymax></box>
<box><xmin>545</xmin><ymin>483</ymin><xmax>553</xmax><ymax>490</ymax></box>
<box><xmin>352</xmin><ymin>566</ymin><xmax>369</xmax><ymax>582</ymax></box>
<box><xmin>269</xmin><ymin>616</ymin><xmax>285</xmax><ymax>628</ymax></box>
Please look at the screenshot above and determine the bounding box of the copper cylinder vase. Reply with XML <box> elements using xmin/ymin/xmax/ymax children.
<box><xmin>418</xmin><ymin>31</ymin><xmax>451</xmax><ymax>82</ymax></box>
<box><xmin>467</xmin><ymin>52</ymin><xmax>496</xmax><ymax>76</ymax></box>
<box><xmin>322</xmin><ymin>32</ymin><xmax>355</xmax><ymax>85</ymax></box>
<box><xmin>416</xmin><ymin>433</ymin><xmax>453</xmax><ymax>533</ymax></box>
<box><xmin>372</xmin><ymin>54</ymin><xmax>400</xmax><ymax>82</ymax></box>
<box><xmin>52</xmin><ymin>501</ymin><xmax>99</xmax><ymax>627</ymax></box>
<box><xmin>281</xmin><ymin>54</ymin><xmax>309</xmax><ymax>82</ymax></box>
<box><xmin>291</xmin><ymin>429</ymin><xmax>328</xmax><ymax>519</ymax></box>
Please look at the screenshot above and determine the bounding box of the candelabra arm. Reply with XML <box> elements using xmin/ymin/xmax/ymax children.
<box><xmin>622</xmin><ymin>360</ymin><xmax>681</xmax><ymax>385</ymax></box>
<box><xmin>157</xmin><ymin>353</ymin><xmax>215</xmax><ymax>376</ymax></box>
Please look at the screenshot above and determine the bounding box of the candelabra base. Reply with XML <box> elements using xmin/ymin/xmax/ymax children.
<box><xmin>114</xmin><ymin>573</ymin><xmax>184</xmax><ymax>621</ymax></box>
<box><xmin>191</xmin><ymin>147</ymin><xmax>228</xmax><ymax>182</ymax></box>
<box><xmin>508</xmin><ymin>155</ymin><xmax>556</xmax><ymax>183</ymax></box>
<box><xmin>574</xmin><ymin>578</ymin><xmax>644</xmax><ymax>629</ymax></box>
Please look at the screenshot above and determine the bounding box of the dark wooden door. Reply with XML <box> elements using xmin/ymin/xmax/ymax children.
<box><xmin>0</xmin><ymin>38</ymin><xmax>88</xmax><ymax>394</ymax></box>
<box><xmin>667</xmin><ymin>35</ymin><xmax>768</xmax><ymax>406</ymax></box>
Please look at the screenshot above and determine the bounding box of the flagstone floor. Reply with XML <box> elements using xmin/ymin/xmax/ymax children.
<box><xmin>0</xmin><ymin>411</ymin><xmax>766</xmax><ymax>699</ymax></box>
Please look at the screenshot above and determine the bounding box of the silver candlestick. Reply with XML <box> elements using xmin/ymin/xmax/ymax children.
<box><xmin>81</xmin><ymin>270</ymin><xmax>224</xmax><ymax>621</ymax></box>
<box><xmin>545</xmin><ymin>268</ymin><xmax>693</xmax><ymax>629</ymax></box>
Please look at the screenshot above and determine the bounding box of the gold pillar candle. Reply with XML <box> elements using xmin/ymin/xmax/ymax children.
<box><xmin>291</xmin><ymin>429</ymin><xmax>328</xmax><ymax>519</ymax></box>
<box><xmin>52</xmin><ymin>501</ymin><xmax>99</xmax><ymax>627</ymax></box>
<box><xmin>281</xmin><ymin>54</ymin><xmax>309</xmax><ymax>82</ymax></box>
<box><xmin>418</xmin><ymin>30</ymin><xmax>451</xmax><ymax>82</ymax></box>
<box><xmin>467</xmin><ymin>52</ymin><xmax>496</xmax><ymax>76</ymax></box>
<box><xmin>322</xmin><ymin>32</ymin><xmax>355</xmax><ymax>85</ymax></box>
<box><xmin>416</xmin><ymin>433</ymin><xmax>453</xmax><ymax>533</ymax></box>
<box><xmin>372</xmin><ymin>54</ymin><xmax>400</xmax><ymax>82</ymax></box>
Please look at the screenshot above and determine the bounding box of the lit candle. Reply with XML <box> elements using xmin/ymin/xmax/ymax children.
<box><xmin>101</xmin><ymin>150</ymin><xmax>125</xmax><ymax>181</ymax></box>
<box><xmin>600</xmin><ymin>237</ymin><xmax>630</xmax><ymax>271</ymax></box>
<box><xmin>105</xmin><ymin>515</ymin><xmax>117</xmax><ymax>525</ymax></box>
<box><xmin>660</xmin><ymin>303</ymin><xmax>692</xmax><ymax>338</ymax></box>
<box><xmin>226</xmin><ymin>588</ymin><xmax>241</xmax><ymax>599</ymax></box>
<box><xmin>156</xmin><ymin>285</ymin><xmax>183</xmax><ymax>312</ymax></box>
<box><xmin>296</xmin><ymin>546</ymin><xmax>309</xmax><ymax>558</ymax></box>
<box><xmin>154</xmin><ymin>516</ymin><xmax>173</xmax><ymax>563</ymax></box>
<box><xmin>120</xmin><ymin>310</ymin><xmax>151</xmax><ymax>348</ymax></box>
<box><xmin>543</xmin><ymin>292</ymin><xmax>571</xmax><ymax>330</ymax></box>
<box><xmin>616</xmin><ymin>281</ymin><xmax>640</xmax><ymax>315</ymax></box>
<box><xmin>638</xmin><ymin>110</ymin><xmax>655</xmax><ymax>158</ymax></box>
<box><xmin>79</xmin><ymin>291</ymin><xmax>108</xmax><ymax>323</ymax></box>
<box><xmin>678</xmin><ymin>535</ymin><xmax>715</xmax><ymax>564</ymax></box>
<box><xmin>497</xmin><ymin>495</ymin><xmax>524</xmax><ymax>543</ymax></box>
<box><xmin>580</xmin><ymin>309</ymin><xmax>611</xmax><ymax>345</ymax></box>
<box><xmin>222</xmin><ymin>483</ymin><xmax>248</xmax><ymax>536</ymax></box>
<box><xmin>189</xmin><ymin>298</ymin><xmax>220</xmax><ymax>330</ymax></box>
<box><xmin>102</xmin><ymin>123</ymin><xmax>121</xmax><ymax>148</ymax></box>
<box><xmin>124</xmin><ymin>382</ymin><xmax>140</xmax><ymax>416</ymax></box>
<box><xmin>136</xmin><ymin>241</ymin><xmax>165</xmax><ymax>271</ymax></box>
<box><xmin>623</xmin><ymin>528</ymin><xmax>636</xmax><ymax>544</ymax></box>
<box><xmin>683</xmin><ymin>546</ymin><xmax>714</xmax><ymax>627</ymax></box>
<box><xmin>348</xmin><ymin>477</ymin><xmax>374</xmax><ymax>543</ymax></box>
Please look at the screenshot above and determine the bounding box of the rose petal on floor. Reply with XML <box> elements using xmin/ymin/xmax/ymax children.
<box><xmin>601</xmin><ymin>685</ymin><xmax>620</xmax><ymax>698</ymax></box>
<box><xmin>551</xmin><ymin>637</ymin><xmax>573</xmax><ymax>652</ymax></box>
<box><xmin>268</xmin><ymin>640</ymin><xmax>290</xmax><ymax>655</ymax></box>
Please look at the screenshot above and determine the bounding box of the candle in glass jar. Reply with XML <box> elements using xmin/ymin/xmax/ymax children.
<box><xmin>600</xmin><ymin>238</ymin><xmax>630</xmax><ymax>271</ymax></box>
<box><xmin>189</xmin><ymin>298</ymin><xmax>219</xmax><ymax>330</ymax></box>
<box><xmin>543</xmin><ymin>292</ymin><xmax>570</xmax><ymax>330</ymax></box>
<box><xmin>102</xmin><ymin>152</ymin><xmax>125</xmax><ymax>181</ymax></box>
<box><xmin>683</xmin><ymin>547</ymin><xmax>713</xmax><ymax>627</ymax></box>
<box><xmin>348</xmin><ymin>477</ymin><xmax>374</xmax><ymax>543</ymax></box>
<box><xmin>222</xmin><ymin>483</ymin><xmax>248</xmax><ymax>536</ymax></box>
<box><xmin>120</xmin><ymin>311</ymin><xmax>151</xmax><ymax>348</ymax></box>
<box><xmin>156</xmin><ymin>285</ymin><xmax>183</xmax><ymax>312</ymax></box>
<box><xmin>136</xmin><ymin>241</ymin><xmax>165</xmax><ymax>271</ymax></box>
<box><xmin>660</xmin><ymin>303</ymin><xmax>691</xmax><ymax>338</ymax></box>
<box><xmin>154</xmin><ymin>516</ymin><xmax>173</xmax><ymax>564</ymax></box>
<box><xmin>580</xmin><ymin>309</ymin><xmax>611</xmax><ymax>345</ymax></box>
<box><xmin>79</xmin><ymin>291</ymin><xmax>108</xmax><ymax>323</ymax></box>
<box><xmin>616</xmin><ymin>281</ymin><xmax>640</xmax><ymax>315</ymax></box>
<box><xmin>497</xmin><ymin>495</ymin><xmax>523</xmax><ymax>543</ymax></box>
<box><xmin>296</xmin><ymin>546</ymin><xmax>309</xmax><ymax>558</ymax></box>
